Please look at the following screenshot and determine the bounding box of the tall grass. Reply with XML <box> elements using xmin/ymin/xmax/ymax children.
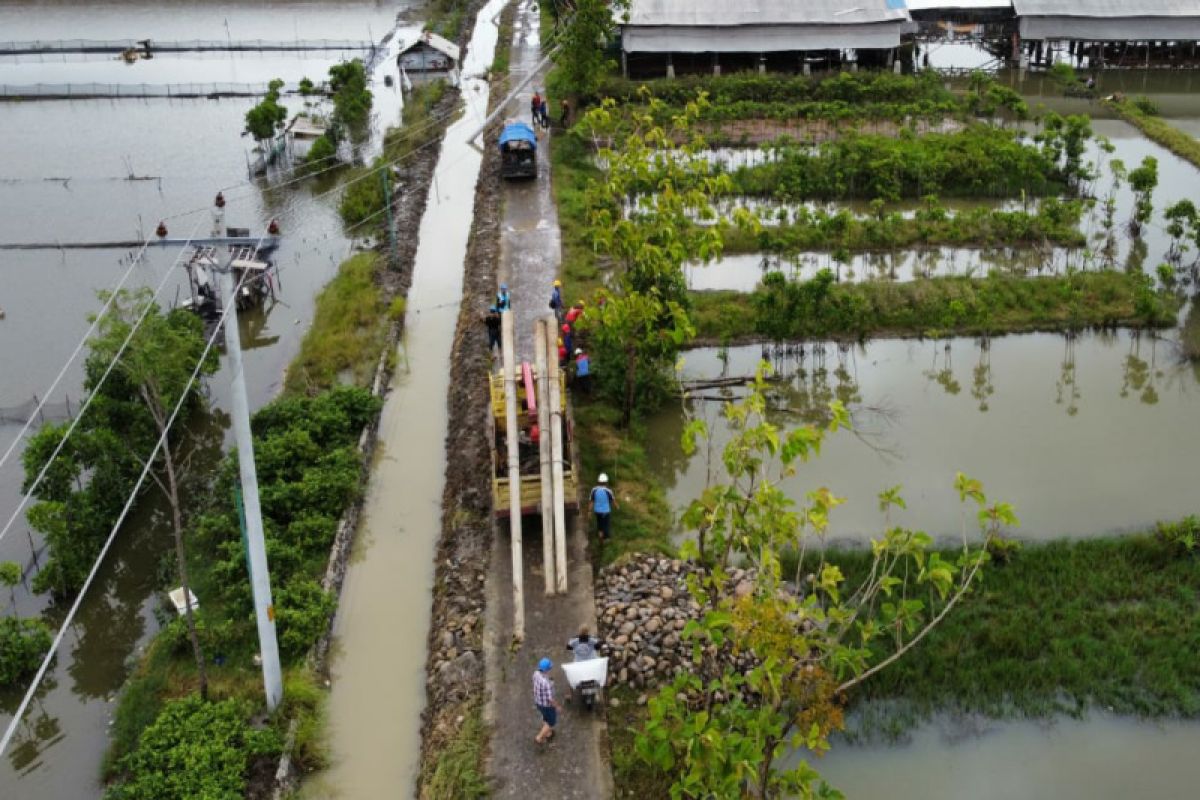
<box><xmin>1106</xmin><ymin>97</ymin><xmax>1200</xmax><ymax>171</ymax></box>
<box><xmin>828</xmin><ymin>533</ymin><xmax>1200</xmax><ymax>732</ymax></box>
<box><xmin>283</xmin><ymin>252</ymin><xmax>389</xmax><ymax>395</ymax></box>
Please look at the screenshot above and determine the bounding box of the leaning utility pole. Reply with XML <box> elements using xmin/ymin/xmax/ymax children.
<box><xmin>217</xmin><ymin>240</ymin><xmax>283</xmax><ymax>711</ymax></box>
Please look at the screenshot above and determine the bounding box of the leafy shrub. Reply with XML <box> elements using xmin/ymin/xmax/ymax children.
<box><xmin>1155</xmin><ymin>516</ymin><xmax>1199</xmax><ymax>557</ymax></box>
<box><xmin>0</xmin><ymin>616</ymin><xmax>52</xmax><ymax>686</ymax></box>
<box><xmin>338</xmin><ymin>169</ymin><xmax>386</xmax><ymax>227</ymax></box>
<box><xmin>275</xmin><ymin>579</ymin><xmax>337</xmax><ymax>659</ymax></box>
<box><xmin>105</xmin><ymin>695</ymin><xmax>281</xmax><ymax>800</ymax></box>
<box><xmin>1132</xmin><ymin>95</ymin><xmax>1160</xmax><ymax>116</ymax></box>
<box><xmin>306</xmin><ymin>134</ymin><xmax>337</xmax><ymax>167</ymax></box>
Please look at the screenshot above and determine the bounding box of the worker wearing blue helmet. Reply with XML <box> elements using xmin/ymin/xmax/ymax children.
<box><xmin>496</xmin><ymin>282</ymin><xmax>511</xmax><ymax>312</ymax></box>
<box><xmin>532</xmin><ymin>656</ymin><xmax>561</xmax><ymax>745</ymax></box>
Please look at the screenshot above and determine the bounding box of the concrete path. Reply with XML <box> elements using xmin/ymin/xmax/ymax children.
<box><xmin>485</xmin><ymin>2</ymin><xmax>612</xmax><ymax>798</ymax></box>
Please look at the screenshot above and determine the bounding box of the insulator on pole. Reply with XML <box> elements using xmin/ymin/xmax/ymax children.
<box><xmin>267</xmin><ymin>219</ymin><xmax>280</xmax><ymax>235</ymax></box>
<box><xmin>155</xmin><ymin>221</ymin><xmax>168</xmax><ymax>238</ymax></box>
<box><xmin>215</xmin><ymin>191</ymin><xmax>226</xmax><ymax>208</ymax></box>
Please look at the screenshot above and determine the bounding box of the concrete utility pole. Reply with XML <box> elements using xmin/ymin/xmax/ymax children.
<box><xmin>545</xmin><ymin>321</ymin><xmax>568</xmax><ymax>594</ymax></box>
<box><xmin>534</xmin><ymin>319</ymin><xmax>556</xmax><ymax>595</ymax></box>
<box><xmin>217</xmin><ymin>260</ymin><xmax>283</xmax><ymax>710</ymax></box>
<box><xmin>501</xmin><ymin>312</ymin><xmax>525</xmax><ymax>640</ymax></box>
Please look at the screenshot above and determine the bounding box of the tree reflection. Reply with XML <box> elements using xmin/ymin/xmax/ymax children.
<box><xmin>64</xmin><ymin>407</ymin><xmax>229</xmax><ymax>700</ymax></box>
<box><xmin>1055</xmin><ymin>333</ymin><xmax>1081</xmax><ymax>416</ymax></box>
<box><xmin>924</xmin><ymin>339</ymin><xmax>961</xmax><ymax>396</ymax></box>
<box><xmin>971</xmin><ymin>338</ymin><xmax>994</xmax><ymax>412</ymax></box>
<box><xmin>1119</xmin><ymin>333</ymin><xmax>1160</xmax><ymax>405</ymax></box>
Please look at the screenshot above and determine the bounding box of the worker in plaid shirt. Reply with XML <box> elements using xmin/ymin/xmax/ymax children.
<box><xmin>533</xmin><ymin>657</ymin><xmax>561</xmax><ymax>745</ymax></box>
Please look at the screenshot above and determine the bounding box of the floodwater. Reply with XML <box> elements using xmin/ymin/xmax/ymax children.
<box><xmin>685</xmin><ymin>247</ymin><xmax>1077</xmax><ymax>292</ymax></box>
<box><xmin>0</xmin><ymin>1</ymin><xmax>419</xmax><ymax>797</ymax></box>
<box><xmin>647</xmin><ymin>334</ymin><xmax>1199</xmax><ymax>544</ymax></box>
<box><xmin>303</xmin><ymin>0</ymin><xmax>505</xmax><ymax>797</ymax></box>
<box><xmin>812</xmin><ymin>713</ymin><xmax>1200</xmax><ymax>799</ymax></box>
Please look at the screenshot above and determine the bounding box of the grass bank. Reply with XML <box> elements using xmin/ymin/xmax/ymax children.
<box><xmin>283</xmin><ymin>252</ymin><xmax>402</xmax><ymax>395</ymax></box>
<box><xmin>1105</xmin><ymin>97</ymin><xmax>1200</xmax><ymax>171</ymax></box>
<box><xmin>690</xmin><ymin>270</ymin><xmax>1179</xmax><ymax>343</ymax></box>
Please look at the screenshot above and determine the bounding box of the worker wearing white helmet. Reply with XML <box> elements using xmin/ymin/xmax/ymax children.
<box><xmin>589</xmin><ymin>473</ymin><xmax>617</xmax><ymax>542</ymax></box>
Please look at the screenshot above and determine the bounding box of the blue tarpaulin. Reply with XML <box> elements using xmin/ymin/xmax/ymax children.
<box><xmin>498</xmin><ymin>121</ymin><xmax>537</xmax><ymax>151</ymax></box>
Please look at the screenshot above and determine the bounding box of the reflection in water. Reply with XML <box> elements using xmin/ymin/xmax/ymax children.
<box><xmin>652</xmin><ymin>333</ymin><xmax>1198</xmax><ymax>543</ymax></box>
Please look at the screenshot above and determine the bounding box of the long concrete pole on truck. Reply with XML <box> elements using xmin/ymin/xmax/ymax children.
<box><xmin>218</xmin><ymin>267</ymin><xmax>283</xmax><ymax>710</ymax></box>
<box><xmin>502</xmin><ymin>311</ymin><xmax>525</xmax><ymax>640</ymax></box>
<box><xmin>534</xmin><ymin>318</ymin><xmax>556</xmax><ymax>595</ymax></box>
<box><xmin>546</xmin><ymin>322</ymin><xmax>568</xmax><ymax>594</ymax></box>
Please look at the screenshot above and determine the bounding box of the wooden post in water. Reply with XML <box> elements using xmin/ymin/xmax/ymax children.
<box><xmin>502</xmin><ymin>312</ymin><xmax>525</xmax><ymax>640</ymax></box>
<box><xmin>534</xmin><ymin>318</ymin><xmax>556</xmax><ymax>595</ymax></box>
<box><xmin>545</xmin><ymin>322</ymin><xmax>569</xmax><ymax>594</ymax></box>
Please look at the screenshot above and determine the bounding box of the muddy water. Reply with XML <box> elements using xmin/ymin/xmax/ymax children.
<box><xmin>813</xmin><ymin>714</ymin><xmax>1200</xmax><ymax>799</ymax></box>
<box><xmin>0</xmin><ymin>2</ymin><xmax>418</xmax><ymax>796</ymax></box>
<box><xmin>685</xmin><ymin>247</ymin><xmax>1077</xmax><ymax>291</ymax></box>
<box><xmin>648</xmin><ymin>334</ymin><xmax>1199</xmax><ymax>544</ymax></box>
<box><xmin>305</xmin><ymin>1</ymin><xmax>505</xmax><ymax>797</ymax></box>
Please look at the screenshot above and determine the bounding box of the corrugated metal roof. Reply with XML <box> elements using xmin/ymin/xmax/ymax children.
<box><xmin>400</xmin><ymin>30</ymin><xmax>460</xmax><ymax>61</ymax></box>
<box><xmin>907</xmin><ymin>0</ymin><xmax>1012</xmax><ymax>9</ymax></box>
<box><xmin>625</xmin><ymin>0</ymin><xmax>910</xmax><ymax>27</ymax></box>
<box><xmin>1012</xmin><ymin>0</ymin><xmax>1200</xmax><ymax>16</ymax></box>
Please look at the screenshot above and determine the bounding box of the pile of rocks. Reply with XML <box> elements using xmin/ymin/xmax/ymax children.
<box><xmin>596</xmin><ymin>554</ymin><xmax>758</xmax><ymax>690</ymax></box>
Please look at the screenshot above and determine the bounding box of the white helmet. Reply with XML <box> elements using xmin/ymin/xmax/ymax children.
<box><xmin>598</xmin><ymin>473</ymin><xmax>609</xmax><ymax>484</ymax></box>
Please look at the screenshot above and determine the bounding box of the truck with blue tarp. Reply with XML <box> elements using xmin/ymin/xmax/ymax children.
<box><xmin>498</xmin><ymin>120</ymin><xmax>537</xmax><ymax>179</ymax></box>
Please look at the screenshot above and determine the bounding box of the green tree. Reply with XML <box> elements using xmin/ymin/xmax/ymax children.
<box><xmin>327</xmin><ymin>59</ymin><xmax>372</xmax><ymax>136</ymax></box>
<box><xmin>0</xmin><ymin>560</ymin><xmax>20</xmax><ymax>611</ymax></box>
<box><xmin>552</xmin><ymin>0</ymin><xmax>626</xmax><ymax>98</ymax></box>
<box><xmin>578</xmin><ymin>91</ymin><xmax>755</xmax><ymax>423</ymax></box>
<box><xmin>1127</xmin><ymin>156</ymin><xmax>1159</xmax><ymax>239</ymax></box>
<box><xmin>88</xmin><ymin>288</ymin><xmax>219</xmax><ymax>699</ymax></box>
<box><xmin>244</xmin><ymin>78</ymin><xmax>288</xmax><ymax>142</ymax></box>
<box><xmin>0</xmin><ymin>616</ymin><xmax>52</xmax><ymax>686</ymax></box>
<box><xmin>636</xmin><ymin>369</ymin><xmax>1001</xmax><ymax>798</ymax></box>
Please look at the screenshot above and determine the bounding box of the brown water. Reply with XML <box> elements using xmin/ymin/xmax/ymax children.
<box><xmin>301</xmin><ymin>1</ymin><xmax>506</xmax><ymax>796</ymax></box>
<box><xmin>648</xmin><ymin>333</ymin><xmax>1199</xmax><ymax>544</ymax></box>
<box><xmin>0</xmin><ymin>2</ymin><xmax>419</xmax><ymax>797</ymax></box>
<box><xmin>811</xmin><ymin>714</ymin><xmax>1200</xmax><ymax>799</ymax></box>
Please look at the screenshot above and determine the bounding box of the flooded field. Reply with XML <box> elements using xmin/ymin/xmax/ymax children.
<box><xmin>0</xmin><ymin>1</ymin><xmax>420</xmax><ymax>796</ymax></box>
<box><xmin>813</xmin><ymin>713</ymin><xmax>1200</xmax><ymax>799</ymax></box>
<box><xmin>649</xmin><ymin>334</ymin><xmax>1199</xmax><ymax>544</ymax></box>
<box><xmin>685</xmin><ymin>247</ymin><xmax>1075</xmax><ymax>291</ymax></box>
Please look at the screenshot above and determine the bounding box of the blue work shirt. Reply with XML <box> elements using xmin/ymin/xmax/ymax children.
<box><xmin>590</xmin><ymin>485</ymin><xmax>613</xmax><ymax>514</ymax></box>
<box><xmin>575</xmin><ymin>355</ymin><xmax>589</xmax><ymax>376</ymax></box>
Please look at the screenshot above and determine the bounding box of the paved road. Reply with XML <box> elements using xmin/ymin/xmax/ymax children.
<box><xmin>485</xmin><ymin>2</ymin><xmax>612</xmax><ymax>798</ymax></box>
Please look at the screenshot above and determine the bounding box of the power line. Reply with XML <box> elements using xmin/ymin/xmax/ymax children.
<box><xmin>0</xmin><ymin>221</ymin><xmax>204</xmax><ymax>548</ymax></box>
<box><xmin>0</xmin><ymin>240</ymin><xmax>153</xmax><ymax>471</ymax></box>
<box><xmin>0</xmin><ymin>67</ymin><xmax>517</xmax><ymax>543</ymax></box>
<box><xmin>0</xmin><ymin>261</ymin><xmax>259</xmax><ymax>759</ymax></box>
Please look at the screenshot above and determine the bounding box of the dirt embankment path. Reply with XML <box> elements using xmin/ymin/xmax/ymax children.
<box><xmin>483</xmin><ymin>2</ymin><xmax>612</xmax><ymax>798</ymax></box>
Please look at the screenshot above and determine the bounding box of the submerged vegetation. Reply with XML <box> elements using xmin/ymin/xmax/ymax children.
<box><xmin>727</xmin><ymin>117</ymin><xmax>1092</xmax><ymax>201</ymax></box>
<box><xmin>837</xmin><ymin>529</ymin><xmax>1200</xmax><ymax>733</ymax></box>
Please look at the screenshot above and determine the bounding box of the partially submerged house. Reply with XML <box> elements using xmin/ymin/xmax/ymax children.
<box><xmin>398</xmin><ymin>30</ymin><xmax>460</xmax><ymax>73</ymax></box>
<box><xmin>1013</xmin><ymin>0</ymin><xmax>1200</xmax><ymax>68</ymax></box>
<box><xmin>619</xmin><ymin>0</ymin><xmax>916</xmax><ymax>77</ymax></box>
